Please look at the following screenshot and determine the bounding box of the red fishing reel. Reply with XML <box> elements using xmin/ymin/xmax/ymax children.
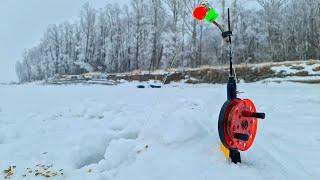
<box><xmin>218</xmin><ymin>99</ymin><xmax>265</xmax><ymax>151</ymax></box>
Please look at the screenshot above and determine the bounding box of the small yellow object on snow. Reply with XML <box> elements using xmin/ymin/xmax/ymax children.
<box><xmin>220</xmin><ymin>144</ymin><xmax>230</xmax><ymax>159</ymax></box>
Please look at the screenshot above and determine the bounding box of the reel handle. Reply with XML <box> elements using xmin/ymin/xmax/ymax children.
<box><xmin>252</xmin><ymin>112</ymin><xmax>265</xmax><ymax>119</ymax></box>
<box><xmin>234</xmin><ymin>133</ymin><xmax>249</xmax><ymax>141</ymax></box>
<box><xmin>242</xmin><ymin>111</ymin><xmax>265</xmax><ymax>119</ymax></box>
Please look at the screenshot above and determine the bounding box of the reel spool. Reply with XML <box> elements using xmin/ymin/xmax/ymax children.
<box><xmin>218</xmin><ymin>99</ymin><xmax>265</xmax><ymax>151</ymax></box>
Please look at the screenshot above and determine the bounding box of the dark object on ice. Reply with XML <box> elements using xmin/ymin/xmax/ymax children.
<box><xmin>137</xmin><ymin>85</ymin><xmax>145</xmax><ymax>88</ymax></box>
<box><xmin>150</xmin><ymin>84</ymin><xmax>162</xmax><ymax>88</ymax></box>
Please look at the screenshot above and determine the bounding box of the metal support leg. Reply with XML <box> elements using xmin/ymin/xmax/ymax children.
<box><xmin>229</xmin><ymin>149</ymin><xmax>241</xmax><ymax>164</ymax></box>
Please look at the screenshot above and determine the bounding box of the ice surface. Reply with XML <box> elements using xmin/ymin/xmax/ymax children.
<box><xmin>0</xmin><ymin>82</ymin><xmax>319</xmax><ymax>179</ymax></box>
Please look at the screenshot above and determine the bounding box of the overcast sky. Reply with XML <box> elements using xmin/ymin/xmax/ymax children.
<box><xmin>0</xmin><ymin>0</ymin><xmax>127</xmax><ymax>82</ymax></box>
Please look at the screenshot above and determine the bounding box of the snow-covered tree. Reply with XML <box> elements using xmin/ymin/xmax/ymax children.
<box><xmin>16</xmin><ymin>0</ymin><xmax>320</xmax><ymax>82</ymax></box>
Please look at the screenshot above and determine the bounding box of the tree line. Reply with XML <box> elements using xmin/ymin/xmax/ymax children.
<box><xmin>16</xmin><ymin>0</ymin><xmax>320</xmax><ymax>82</ymax></box>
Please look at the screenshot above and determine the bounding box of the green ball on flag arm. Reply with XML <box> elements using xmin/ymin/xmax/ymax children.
<box><xmin>205</xmin><ymin>8</ymin><xmax>219</xmax><ymax>22</ymax></box>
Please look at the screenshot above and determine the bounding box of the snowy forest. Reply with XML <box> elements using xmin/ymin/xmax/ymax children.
<box><xmin>15</xmin><ymin>0</ymin><xmax>320</xmax><ymax>82</ymax></box>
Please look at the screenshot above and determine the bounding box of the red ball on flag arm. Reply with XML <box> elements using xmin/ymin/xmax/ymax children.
<box><xmin>192</xmin><ymin>6</ymin><xmax>208</xmax><ymax>21</ymax></box>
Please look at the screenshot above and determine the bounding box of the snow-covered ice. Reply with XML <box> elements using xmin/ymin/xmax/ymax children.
<box><xmin>0</xmin><ymin>82</ymin><xmax>319</xmax><ymax>179</ymax></box>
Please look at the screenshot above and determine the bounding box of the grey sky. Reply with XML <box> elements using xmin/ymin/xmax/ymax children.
<box><xmin>0</xmin><ymin>0</ymin><xmax>127</xmax><ymax>82</ymax></box>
